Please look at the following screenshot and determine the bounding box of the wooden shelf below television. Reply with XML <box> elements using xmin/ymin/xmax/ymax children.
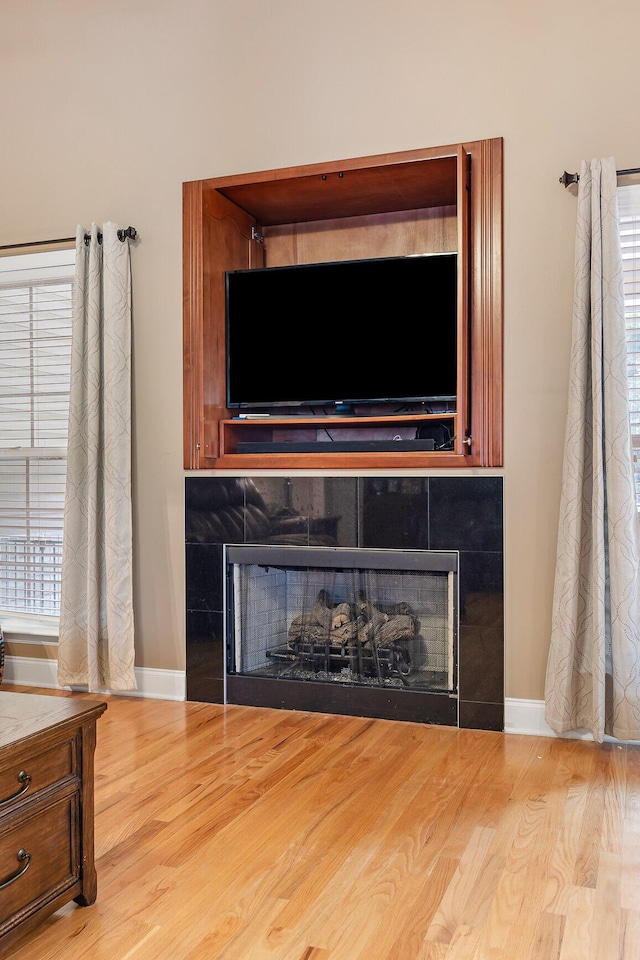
<box><xmin>183</xmin><ymin>139</ymin><xmax>503</xmax><ymax>470</ymax></box>
<box><xmin>216</xmin><ymin>412</ymin><xmax>462</xmax><ymax>469</ymax></box>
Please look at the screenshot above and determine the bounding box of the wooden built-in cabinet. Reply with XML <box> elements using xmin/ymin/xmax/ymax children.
<box><xmin>183</xmin><ymin>139</ymin><xmax>503</xmax><ymax>470</ymax></box>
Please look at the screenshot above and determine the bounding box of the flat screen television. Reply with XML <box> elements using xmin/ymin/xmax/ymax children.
<box><xmin>225</xmin><ymin>252</ymin><xmax>458</xmax><ymax>410</ymax></box>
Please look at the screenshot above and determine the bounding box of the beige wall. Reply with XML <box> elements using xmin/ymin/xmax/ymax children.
<box><xmin>1</xmin><ymin>0</ymin><xmax>637</xmax><ymax>699</ymax></box>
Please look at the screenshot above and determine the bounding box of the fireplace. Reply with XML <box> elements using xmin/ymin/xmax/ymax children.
<box><xmin>186</xmin><ymin>475</ymin><xmax>504</xmax><ymax>730</ymax></box>
<box><xmin>224</xmin><ymin>544</ymin><xmax>460</xmax><ymax>724</ymax></box>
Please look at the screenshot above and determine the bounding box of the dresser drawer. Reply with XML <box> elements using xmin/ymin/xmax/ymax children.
<box><xmin>0</xmin><ymin>740</ymin><xmax>74</xmax><ymax>811</ymax></box>
<box><xmin>0</xmin><ymin>792</ymin><xmax>78</xmax><ymax>928</ymax></box>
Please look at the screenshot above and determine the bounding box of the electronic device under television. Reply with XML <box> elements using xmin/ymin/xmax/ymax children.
<box><xmin>225</xmin><ymin>252</ymin><xmax>457</xmax><ymax>412</ymax></box>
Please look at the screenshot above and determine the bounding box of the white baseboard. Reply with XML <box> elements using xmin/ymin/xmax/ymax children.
<box><xmin>503</xmin><ymin>697</ymin><xmax>589</xmax><ymax>738</ymax></box>
<box><xmin>3</xmin><ymin>655</ymin><xmax>186</xmax><ymax>701</ymax></box>
<box><xmin>3</xmin><ymin>655</ymin><xmax>59</xmax><ymax>690</ymax></box>
<box><xmin>504</xmin><ymin>697</ymin><xmax>640</xmax><ymax>743</ymax></box>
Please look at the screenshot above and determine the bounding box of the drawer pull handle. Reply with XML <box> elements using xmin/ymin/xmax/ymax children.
<box><xmin>0</xmin><ymin>849</ymin><xmax>31</xmax><ymax>890</ymax></box>
<box><xmin>0</xmin><ymin>771</ymin><xmax>32</xmax><ymax>807</ymax></box>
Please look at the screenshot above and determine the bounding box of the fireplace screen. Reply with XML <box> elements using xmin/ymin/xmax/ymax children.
<box><xmin>225</xmin><ymin>545</ymin><xmax>458</xmax><ymax>693</ymax></box>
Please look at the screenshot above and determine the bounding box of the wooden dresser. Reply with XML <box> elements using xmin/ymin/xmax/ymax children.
<box><xmin>0</xmin><ymin>691</ymin><xmax>107</xmax><ymax>951</ymax></box>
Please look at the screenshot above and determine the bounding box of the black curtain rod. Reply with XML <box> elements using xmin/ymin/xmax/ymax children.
<box><xmin>560</xmin><ymin>168</ymin><xmax>640</xmax><ymax>187</ymax></box>
<box><xmin>0</xmin><ymin>226</ymin><xmax>137</xmax><ymax>252</ymax></box>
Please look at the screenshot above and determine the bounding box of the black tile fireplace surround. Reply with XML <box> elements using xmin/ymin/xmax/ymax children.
<box><xmin>185</xmin><ymin>475</ymin><xmax>504</xmax><ymax>731</ymax></box>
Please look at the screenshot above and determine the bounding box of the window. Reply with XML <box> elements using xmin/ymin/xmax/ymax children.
<box><xmin>0</xmin><ymin>249</ymin><xmax>75</xmax><ymax>630</ymax></box>
<box><xmin>619</xmin><ymin>178</ymin><xmax>640</xmax><ymax>504</ymax></box>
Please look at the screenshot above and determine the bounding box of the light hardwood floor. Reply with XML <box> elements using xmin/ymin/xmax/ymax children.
<box><xmin>2</xmin><ymin>684</ymin><xmax>639</xmax><ymax>960</ymax></box>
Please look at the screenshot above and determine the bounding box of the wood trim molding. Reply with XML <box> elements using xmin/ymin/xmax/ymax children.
<box><xmin>468</xmin><ymin>137</ymin><xmax>504</xmax><ymax>466</ymax></box>
<box><xmin>182</xmin><ymin>180</ymin><xmax>204</xmax><ymax>469</ymax></box>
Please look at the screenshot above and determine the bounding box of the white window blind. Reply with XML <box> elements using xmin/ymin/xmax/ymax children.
<box><xmin>0</xmin><ymin>248</ymin><xmax>74</xmax><ymax>621</ymax></box>
<box><xmin>618</xmin><ymin>180</ymin><xmax>640</xmax><ymax>505</ymax></box>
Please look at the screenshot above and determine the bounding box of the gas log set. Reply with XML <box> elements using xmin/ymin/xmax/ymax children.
<box><xmin>267</xmin><ymin>590</ymin><xmax>419</xmax><ymax>685</ymax></box>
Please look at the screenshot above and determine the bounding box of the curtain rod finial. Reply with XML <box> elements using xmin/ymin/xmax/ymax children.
<box><xmin>560</xmin><ymin>171</ymin><xmax>580</xmax><ymax>188</ymax></box>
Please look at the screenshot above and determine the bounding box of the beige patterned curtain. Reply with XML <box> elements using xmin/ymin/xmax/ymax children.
<box><xmin>57</xmin><ymin>223</ymin><xmax>136</xmax><ymax>692</ymax></box>
<box><xmin>545</xmin><ymin>159</ymin><xmax>640</xmax><ymax>742</ymax></box>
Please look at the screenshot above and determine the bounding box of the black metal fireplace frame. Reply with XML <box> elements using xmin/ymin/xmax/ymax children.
<box><xmin>224</xmin><ymin>543</ymin><xmax>460</xmax><ymax>725</ymax></box>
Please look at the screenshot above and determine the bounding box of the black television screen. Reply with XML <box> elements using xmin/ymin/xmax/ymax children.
<box><xmin>225</xmin><ymin>253</ymin><xmax>457</xmax><ymax>409</ymax></box>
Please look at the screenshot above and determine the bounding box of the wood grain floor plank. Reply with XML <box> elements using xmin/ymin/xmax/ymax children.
<box><xmin>603</xmin><ymin>745</ymin><xmax>627</xmax><ymax>855</ymax></box>
<box><xmin>590</xmin><ymin>850</ymin><xmax>622</xmax><ymax>960</ymax></box>
<box><xmin>375</xmin><ymin>856</ymin><xmax>460</xmax><ymax>960</ymax></box>
<box><xmin>426</xmin><ymin>826</ymin><xmax>496</xmax><ymax>944</ymax></box>
<box><xmin>620</xmin><ymin>819</ymin><xmax>640</xmax><ymax>911</ymax></box>
<box><xmin>619</xmin><ymin>908</ymin><xmax>640</xmax><ymax>960</ymax></box>
<box><xmin>440</xmin><ymin>925</ymin><xmax>481</xmax><ymax>960</ymax></box>
<box><xmin>557</xmin><ymin>885</ymin><xmax>595</xmax><ymax>960</ymax></box>
<box><xmin>529</xmin><ymin>912</ymin><xmax>565</xmax><ymax>960</ymax></box>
